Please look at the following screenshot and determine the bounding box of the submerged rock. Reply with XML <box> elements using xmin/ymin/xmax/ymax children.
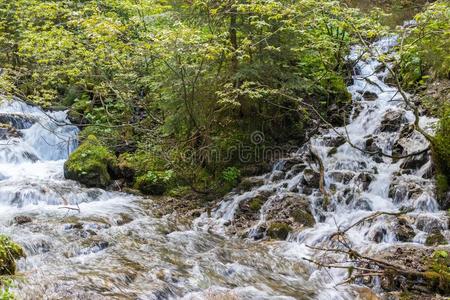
<box><xmin>64</xmin><ymin>135</ymin><xmax>118</xmax><ymax>188</ymax></box>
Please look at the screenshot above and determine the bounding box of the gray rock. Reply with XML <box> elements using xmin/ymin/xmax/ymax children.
<box><xmin>380</xmin><ymin>110</ymin><xmax>407</xmax><ymax>132</ymax></box>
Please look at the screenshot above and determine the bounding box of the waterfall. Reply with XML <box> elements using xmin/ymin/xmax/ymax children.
<box><xmin>194</xmin><ymin>35</ymin><xmax>448</xmax><ymax>296</ymax></box>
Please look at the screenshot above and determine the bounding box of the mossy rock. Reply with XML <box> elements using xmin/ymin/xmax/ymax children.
<box><xmin>425</xmin><ymin>230</ymin><xmax>448</xmax><ymax>246</ymax></box>
<box><xmin>424</xmin><ymin>250</ymin><xmax>450</xmax><ymax>294</ymax></box>
<box><xmin>64</xmin><ymin>135</ymin><xmax>117</xmax><ymax>188</ymax></box>
<box><xmin>267</xmin><ymin>222</ymin><xmax>292</xmax><ymax>240</ymax></box>
<box><xmin>248</xmin><ymin>197</ymin><xmax>265</xmax><ymax>212</ymax></box>
<box><xmin>0</xmin><ymin>235</ymin><xmax>25</xmax><ymax>276</ymax></box>
<box><xmin>291</xmin><ymin>209</ymin><xmax>315</xmax><ymax>227</ymax></box>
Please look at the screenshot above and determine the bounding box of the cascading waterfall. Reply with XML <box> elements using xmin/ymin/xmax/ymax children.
<box><xmin>0</xmin><ymin>34</ymin><xmax>448</xmax><ymax>300</ymax></box>
<box><xmin>195</xmin><ymin>34</ymin><xmax>449</xmax><ymax>296</ymax></box>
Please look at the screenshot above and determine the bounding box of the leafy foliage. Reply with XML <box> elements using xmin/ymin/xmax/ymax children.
<box><xmin>0</xmin><ymin>0</ymin><xmax>385</xmax><ymax>196</ymax></box>
<box><xmin>399</xmin><ymin>1</ymin><xmax>450</xmax><ymax>89</ymax></box>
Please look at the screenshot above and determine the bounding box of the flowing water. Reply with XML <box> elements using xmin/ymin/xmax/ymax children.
<box><xmin>0</xmin><ymin>35</ymin><xmax>448</xmax><ymax>299</ymax></box>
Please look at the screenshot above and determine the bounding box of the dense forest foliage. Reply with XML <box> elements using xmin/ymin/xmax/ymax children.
<box><xmin>0</xmin><ymin>0</ymin><xmax>447</xmax><ymax>198</ymax></box>
<box><xmin>0</xmin><ymin>0</ymin><xmax>385</xmax><ymax>196</ymax></box>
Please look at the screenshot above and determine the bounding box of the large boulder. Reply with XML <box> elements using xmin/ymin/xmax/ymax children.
<box><xmin>0</xmin><ymin>235</ymin><xmax>25</xmax><ymax>275</ymax></box>
<box><xmin>64</xmin><ymin>135</ymin><xmax>118</xmax><ymax>188</ymax></box>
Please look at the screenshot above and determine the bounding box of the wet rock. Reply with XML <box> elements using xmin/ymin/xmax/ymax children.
<box><xmin>362</xmin><ymin>91</ymin><xmax>378</xmax><ymax>101</ymax></box>
<box><xmin>425</xmin><ymin>229</ymin><xmax>448</xmax><ymax>246</ymax></box>
<box><xmin>270</xmin><ymin>170</ymin><xmax>285</xmax><ymax>182</ymax></box>
<box><xmin>79</xmin><ymin>239</ymin><xmax>110</xmax><ymax>255</ymax></box>
<box><xmin>232</xmin><ymin>191</ymin><xmax>272</xmax><ymax>236</ymax></box>
<box><xmin>280</xmin><ymin>156</ymin><xmax>304</xmax><ymax>172</ymax></box>
<box><xmin>266</xmin><ymin>222</ymin><xmax>292</xmax><ymax>240</ymax></box>
<box><xmin>302</xmin><ymin>169</ymin><xmax>320</xmax><ymax>189</ymax></box>
<box><xmin>400</xmin><ymin>152</ymin><xmax>429</xmax><ymax>170</ymax></box>
<box><xmin>416</xmin><ymin>216</ymin><xmax>445</xmax><ymax>233</ymax></box>
<box><xmin>116</xmin><ymin>213</ymin><xmax>133</xmax><ymax>226</ymax></box>
<box><xmin>0</xmin><ymin>113</ymin><xmax>35</xmax><ymax>129</ymax></box>
<box><xmin>356</xmin><ymin>172</ymin><xmax>374</xmax><ymax>191</ymax></box>
<box><xmin>329</xmin><ymin>171</ymin><xmax>355</xmax><ymax>184</ymax></box>
<box><xmin>372</xmin><ymin>228</ymin><xmax>387</xmax><ymax>243</ymax></box>
<box><xmin>380</xmin><ymin>110</ymin><xmax>407</xmax><ymax>132</ymax></box>
<box><xmin>14</xmin><ymin>215</ymin><xmax>32</xmax><ymax>225</ymax></box>
<box><xmin>265</xmin><ymin>193</ymin><xmax>315</xmax><ymax>229</ymax></box>
<box><xmin>0</xmin><ymin>124</ymin><xmax>23</xmax><ymax>139</ymax></box>
<box><xmin>399</xmin><ymin>124</ymin><xmax>415</xmax><ymax>139</ymax></box>
<box><xmin>365</xmin><ymin>137</ymin><xmax>380</xmax><ymax>153</ymax></box>
<box><xmin>394</xmin><ymin>218</ymin><xmax>415</xmax><ymax>242</ymax></box>
<box><xmin>65</xmin><ymin>222</ymin><xmax>84</xmax><ymax>230</ymax></box>
<box><xmin>237</xmin><ymin>177</ymin><xmax>265</xmax><ymax>192</ymax></box>
<box><xmin>389</xmin><ymin>184</ymin><xmax>408</xmax><ymax>203</ymax></box>
<box><xmin>327</xmin><ymin>147</ymin><xmax>338</xmax><ymax>157</ymax></box>
<box><xmin>323</xmin><ymin>135</ymin><xmax>346</xmax><ymax>148</ymax></box>
<box><xmin>285</xmin><ymin>163</ymin><xmax>307</xmax><ymax>179</ymax></box>
<box><xmin>22</xmin><ymin>151</ymin><xmax>39</xmax><ymax>162</ymax></box>
<box><xmin>353</xmin><ymin>197</ymin><xmax>372</xmax><ymax>211</ymax></box>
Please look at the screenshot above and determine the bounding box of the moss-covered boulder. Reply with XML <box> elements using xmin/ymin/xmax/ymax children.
<box><xmin>0</xmin><ymin>235</ymin><xmax>25</xmax><ymax>276</ymax></box>
<box><xmin>64</xmin><ymin>135</ymin><xmax>117</xmax><ymax>188</ymax></box>
<box><xmin>267</xmin><ymin>222</ymin><xmax>292</xmax><ymax>240</ymax></box>
<box><xmin>425</xmin><ymin>229</ymin><xmax>448</xmax><ymax>246</ymax></box>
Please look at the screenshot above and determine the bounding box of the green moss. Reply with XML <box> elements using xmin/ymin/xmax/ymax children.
<box><xmin>291</xmin><ymin>209</ymin><xmax>315</xmax><ymax>227</ymax></box>
<box><xmin>267</xmin><ymin>222</ymin><xmax>292</xmax><ymax>240</ymax></box>
<box><xmin>433</xmin><ymin>104</ymin><xmax>450</xmax><ymax>208</ymax></box>
<box><xmin>64</xmin><ymin>135</ymin><xmax>117</xmax><ymax>188</ymax></box>
<box><xmin>425</xmin><ymin>231</ymin><xmax>448</xmax><ymax>246</ymax></box>
<box><xmin>0</xmin><ymin>236</ymin><xmax>25</xmax><ymax>276</ymax></box>
<box><xmin>424</xmin><ymin>250</ymin><xmax>450</xmax><ymax>294</ymax></box>
<box><xmin>248</xmin><ymin>197</ymin><xmax>265</xmax><ymax>212</ymax></box>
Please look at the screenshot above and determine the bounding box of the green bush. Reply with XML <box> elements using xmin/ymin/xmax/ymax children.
<box><xmin>0</xmin><ymin>235</ymin><xmax>24</xmax><ymax>276</ymax></box>
<box><xmin>433</xmin><ymin>105</ymin><xmax>450</xmax><ymax>208</ymax></box>
<box><xmin>222</xmin><ymin>167</ymin><xmax>241</xmax><ymax>185</ymax></box>
<box><xmin>400</xmin><ymin>1</ymin><xmax>450</xmax><ymax>89</ymax></box>
<box><xmin>135</xmin><ymin>170</ymin><xmax>174</xmax><ymax>195</ymax></box>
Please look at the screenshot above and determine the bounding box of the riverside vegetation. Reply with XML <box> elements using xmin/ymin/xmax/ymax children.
<box><xmin>0</xmin><ymin>0</ymin><xmax>449</xmax><ymax>299</ymax></box>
